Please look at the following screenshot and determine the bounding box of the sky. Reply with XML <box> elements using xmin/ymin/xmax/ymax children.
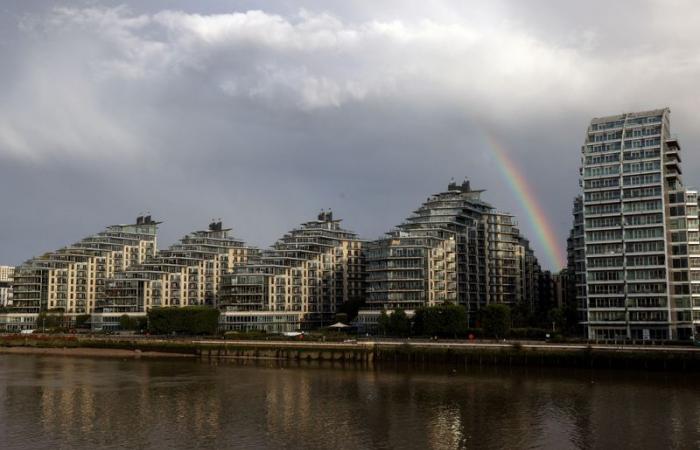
<box><xmin>2</xmin><ymin>0</ymin><xmax>700</xmax><ymax>270</ymax></box>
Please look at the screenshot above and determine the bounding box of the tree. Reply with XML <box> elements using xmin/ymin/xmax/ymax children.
<box><xmin>562</xmin><ymin>298</ymin><xmax>579</xmax><ymax>336</ymax></box>
<box><xmin>119</xmin><ymin>314</ymin><xmax>138</xmax><ymax>331</ymax></box>
<box><xmin>481</xmin><ymin>304</ymin><xmax>511</xmax><ymax>339</ymax></box>
<box><xmin>547</xmin><ymin>307</ymin><xmax>565</xmax><ymax>333</ymax></box>
<box><xmin>37</xmin><ymin>311</ymin><xmax>65</xmax><ymax>331</ymax></box>
<box><xmin>377</xmin><ymin>309</ymin><xmax>411</xmax><ymax>337</ymax></box>
<box><xmin>511</xmin><ymin>301</ymin><xmax>534</xmax><ymax>328</ymax></box>
<box><xmin>75</xmin><ymin>314</ymin><xmax>91</xmax><ymax>329</ymax></box>
<box><xmin>378</xmin><ymin>310</ymin><xmax>390</xmax><ymax>336</ymax></box>
<box><xmin>388</xmin><ymin>308</ymin><xmax>411</xmax><ymax>337</ymax></box>
<box><xmin>413</xmin><ymin>304</ymin><xmax>468</xmax><ymax>337</ymax></box>
<box><xmin>136</xmin><ymin>316</ymin><xmax>148</xmax><ymax>332</ymax></box>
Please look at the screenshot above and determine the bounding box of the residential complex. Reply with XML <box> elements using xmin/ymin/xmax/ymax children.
<box><xmin>219</xmin><ymin>211</ymin><xmax>364</xmax><ymax>332</ymax></box>
<box><xmin>92</xmin><ymin>221</ymin><xmax>256</xmax><ymax>331</ymax></box>
<box><xmin>574</xmin><ymin>108</ymin><xmax>700</xmax><ymax>340</ymax></box>
<box><xmin>358</xmin><ymin>180</ymin><xmax>541</xmax><ymax>327</ymax></box>
<box><xmin>1</xmin><ymin>217</ymin><xmax>159</xmax><ymax>330</ymax></box>
<box><xmin>0</xmin><ymin>265</ymin><xmax>14</xmax><ymax>307</ymax></box>
<box><xmin>13</xmin><ymin>107</ymin><xmax>700</xmax><ymax>340</ymax></box>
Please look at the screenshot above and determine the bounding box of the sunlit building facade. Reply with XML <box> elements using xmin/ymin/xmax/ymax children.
<box><xmin>358</xmin><ymin>180</ymin><xmax>541</xmax><ymax>327</ymax></box>
<box><xmin>1</xmin><ymin>217</ymin><xmax>159</xmax><ymax>330</ymax></box>
<box><xmin>92</xmin><ymin>221</ymin><xmax>255</xmax><ymax>330</ymax></box>
<box><xmin>0</xmin><ymin>265</ymin><xmax>13</xmax><ymax>307</ymax></box>
<box><xmin>578</xmin><ymin>108</ymin><xmax>700</xmax><ymax>340</ymax></box>
<box><xmin>219</xmin><ymin>211</ymin><xmax>364</xmax><ymax>332</ymax></box>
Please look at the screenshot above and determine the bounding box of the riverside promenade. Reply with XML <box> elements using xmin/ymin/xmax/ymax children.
<box><xmin>197</xmin><ymin>338</ymin><xmax>700</xmax><ymax>353</ymax></box>
<box><xmin>3</xmin><ymin>335</ymin><xmax>700</xmax><ymax>371</ymax></box>
<box><xmin>193</xmin><ymin>338</ymin><xmax>700</xmax><ymax>371</ymax></box>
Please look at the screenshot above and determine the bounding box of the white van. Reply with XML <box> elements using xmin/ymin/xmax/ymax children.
<box><xmin>20</xmin><ymin>329</ymin><xmax>35</xmax><ymax>335</ymax></box>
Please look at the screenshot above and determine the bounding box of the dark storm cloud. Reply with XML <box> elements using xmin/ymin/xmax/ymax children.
<box><xmin>2</xmin><ymin>0</ymin><xmax>700</xmax><ymax>269</ymax></box>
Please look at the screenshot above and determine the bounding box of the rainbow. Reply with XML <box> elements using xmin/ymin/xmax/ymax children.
<box><xmin>483</xmin><ymin>131</ymin><xmax>565</xmax><ymax>271</ymax></box>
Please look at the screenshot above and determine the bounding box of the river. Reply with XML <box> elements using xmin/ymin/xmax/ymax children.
<box><xmin>0</xmin><ymin>354</ymin><xmax>698</xmax><ymax>449</ymax></box>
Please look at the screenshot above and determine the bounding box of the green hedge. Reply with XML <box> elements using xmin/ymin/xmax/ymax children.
<box><xmin>413</xmin><ymin>304</ymin><xmax>468</xmax><ymax>337</ymax></box>
<box><xmin>147</xmin><ymin>307</ymin><xmax>220</xmax><ymax>335</ymax></box>
<box><xmin>508</xmin><ymin>328</ymin><xmax>551</xmax><ymax>340</ymax></box>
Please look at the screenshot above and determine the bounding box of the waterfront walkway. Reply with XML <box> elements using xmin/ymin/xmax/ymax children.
<box><xmin>194</xmin><ymin>339</ymin><xmax>700</xmax><ymax>354</ymax></box>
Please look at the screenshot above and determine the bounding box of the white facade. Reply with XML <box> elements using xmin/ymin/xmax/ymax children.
<box><xmin>0</xmin><ymin>266</ymin><xmax>14</xmax><ymax>307</ymax></box>
<box><xmin>579</xmin><ymin>108</ymin><xmax>699</xmax><ymax>341</ymax></box>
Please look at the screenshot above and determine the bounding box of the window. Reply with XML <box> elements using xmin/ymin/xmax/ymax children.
<box><xmin>626</xmin><ymin>269</ymin><xmax>665</xmax><ymax>280</ymax></box>
<box><xmin>623</xmin><ymin>173</ymin><xmax>661</xmax><ymax>187</ymax></box>
<box><xmin>585</xmin><ymin>177</ymin><xmax>619</xmax><ymax>189</ymax></box>
<box><xmin>586</xmin><ymin>217</ymin><xmax>622</xmax><ymax>228</ymax></box>
<box><xmin>586</xmin><ymin>203</ymin><xmax>621</xmax><ymax>215</ymax></box>
<box><xmin>624</xmin><ymin>213</ymin><xmax>662</xmax><ymax>226</ymax></box>
<box><xmin>623</xmin><ymin>200</ymin><xmax>662</xmax><ymax>212</ymax></box>
<box><xmin>624</xmin><ymin>227</ymin><xmax>663</xmax><ymax>240</ymax></box>
<box><xmin>626</xmin><ymin>255</ymin><xmax>664</xmax><ymax>267</ymax></box>
<box><xmin>625</xmin><ymin>240</ymin><xmax>664</xmax><ymax>253</ymax></box>
<box><xmin>587</xmin><ymin>230</ymin><xmax>623</xmax><ymax>242</ymax></box>
<box><xmin>586</xmin><ymin>190</ymin><xmax>620</xmax><ymax>202</ymax></box>
<box><xmin>623</xmin><ymin>186</ymin><xmax>661</xmax><ymax>199</ymax></box>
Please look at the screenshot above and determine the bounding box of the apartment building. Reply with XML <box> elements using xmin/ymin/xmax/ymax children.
<box><xmin>218</xmin><ymin>211</ymin><xmax>364</xmax><ymax>332</ymax></box>
<box><xmin>358</xmin><ymin>180</ymin><xmax>541</xmax><ymax>327</ymax></box>
<box><xmin>1</xmin><ymin>217</ymin><xmax>159</xmax><ymax>330</ymax></box>
<box><xmin>576</xmin><ymin>108</ymin><xmax>700</xmax><ymax>340</ymax></box>
<box><xmin>566</xmin><ymin>196</ymin><xmax>587</xmax><ymax>333</ymax></box>
<box><xmin>0</xmin><ymin>265</ymin><xmax>13</xmax><ymax>307</ymax></box>
<box><xmin>91</xmin><ymin>221</ymin><xmax>256</xmax><ymax>330</ymax></box>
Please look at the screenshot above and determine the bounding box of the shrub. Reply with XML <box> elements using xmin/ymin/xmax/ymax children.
<box><xmin>224</xmin><ymin>330</ymin><xmax>268</xmax><ymax>340</ymax></box>
<box><xmin>147</xmin><ymin>307</ymin><xmax>220</xmax><ymax>335</ymax></box>
<box><xmin>465</xmin><ymin>328</ymin><xmax>484</xmax><ymax>338</ymax></box>
<box><xmin>508</xmin><ymin>328</ymin><xmax>549</xmax><ymax>340</ymax></box>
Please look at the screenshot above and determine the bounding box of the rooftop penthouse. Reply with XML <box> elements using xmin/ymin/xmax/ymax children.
<box><xmin>219</xmin><ymin>211</ymin><xmax>364</xmax><ymax>333</ymax></box>
<box><xmin>93</xmin><ymin>221</ymin><xmax>257</xmax><ymax>330</ymax></box>
<box><xmin>359</xmin><ymin>179</ymin><xmax>541</xmax><ymax>327</ymax></box>
<box><xmin>9</xmin><ymin>217</ymin><xmax>160</xmax><ymax>316</ymax></box>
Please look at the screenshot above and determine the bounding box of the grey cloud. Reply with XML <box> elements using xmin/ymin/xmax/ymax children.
<box><xmin>2</xmin><ymin>1</ymin><xmax>700</xmax><ymax>270</ymax></box>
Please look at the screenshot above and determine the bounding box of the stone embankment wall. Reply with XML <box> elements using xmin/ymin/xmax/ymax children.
<box><xmin>195</xmin><ymin>341</ymin><xmax>700</xmax><ymax>371</ymax></box>
<box><xmin>3</xmin><ymin>336</ymin><xmax>700</xmax><ymax>371</ymax></box>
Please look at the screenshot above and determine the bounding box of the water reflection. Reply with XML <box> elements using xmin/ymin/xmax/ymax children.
<box><xmin>1</xmin><ymin>355</ymin><xmax>699</xmax><ymax>449</ymax></box>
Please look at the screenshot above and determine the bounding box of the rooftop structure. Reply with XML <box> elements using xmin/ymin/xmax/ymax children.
<box><xmin>358</xmin><ymin>179</ymin><xmax>541</xmax><ymax>326</ymax></box>
<box><xmin>219</xmin><ymin>211</ymin><xmax>364</xmax><ymax>332</ymax></box>
<box><xmin>92</xmin><ymin>221</ymin><xmax>256</xmax><ymax>330</ymax></box>
<box><xmin>2</xmin><ymin>217</ymin><xmax>160</xmax><ymax>330</ymax></box>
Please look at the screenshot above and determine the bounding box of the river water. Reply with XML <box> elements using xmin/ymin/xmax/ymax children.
<box><xmin>0</xmin><ymin>354</ymin><xmax>698</xmax><ymax>449</ymax></box>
